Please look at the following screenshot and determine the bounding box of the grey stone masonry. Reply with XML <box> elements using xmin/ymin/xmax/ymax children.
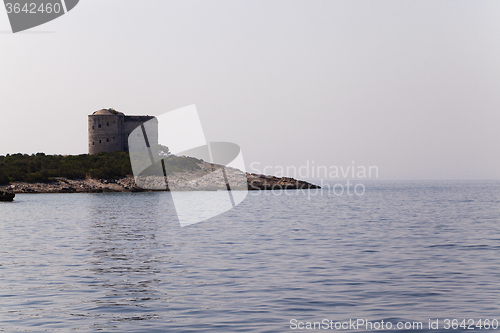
<box><xmin>88</xmin><ymin>109</ymin><xmax>157</xmax><ymax>155</ymax></box>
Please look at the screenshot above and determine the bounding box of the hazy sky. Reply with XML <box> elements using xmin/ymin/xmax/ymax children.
<box><xmin>1</xmin><ymin>0</ymin><xmax>499</xmax><ymax>180</ymax></box>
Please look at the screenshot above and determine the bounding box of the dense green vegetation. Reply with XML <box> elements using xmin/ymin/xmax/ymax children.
<box><xmin>159</xmin><ymin>155</ymin><xmax>201</xmax><ymax>175</ymax></box>
<box><xmin>0</xmin><ymin>152</ymin><xmax>201</xmax><ymax>185</ymax></box>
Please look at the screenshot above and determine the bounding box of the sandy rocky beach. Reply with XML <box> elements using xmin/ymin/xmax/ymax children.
<box><xmin>0</xmin><ymin>161</ymin><xmax>319</xmax><ymax>194</ymax></box>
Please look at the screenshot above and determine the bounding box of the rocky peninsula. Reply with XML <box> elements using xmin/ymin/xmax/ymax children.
<box><xmin>0</xmin><ymin>155</ymin><xmax>320</xmax><ymax>194</ymax></box>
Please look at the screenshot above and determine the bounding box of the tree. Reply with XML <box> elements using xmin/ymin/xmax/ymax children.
<box><xmin>156</xmin><ymin>144</ymin><xmax>171</xmax><ymax>156</ymax></box>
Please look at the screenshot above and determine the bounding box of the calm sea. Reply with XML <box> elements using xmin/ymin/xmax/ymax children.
<box><xmin>1</xmin><ymin>181</ymin><xmax>499</xmax><ymax>332</ymax></box>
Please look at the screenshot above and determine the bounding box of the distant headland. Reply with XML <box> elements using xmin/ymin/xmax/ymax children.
<box><xmin>0</xmin><ymin>108</ymin><xmax>320</xmax><ymax>194</ymax></box>
<box><xmin>0</xmin><ymin>152</ymin><xmax>320</xmax><ymax>194</ymax></box>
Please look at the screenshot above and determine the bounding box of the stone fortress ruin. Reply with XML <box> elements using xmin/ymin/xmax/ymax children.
<box><xmin>88</xmin><ymin>109</ymin><xmax>158</xmax><ymax>155</ymax></box>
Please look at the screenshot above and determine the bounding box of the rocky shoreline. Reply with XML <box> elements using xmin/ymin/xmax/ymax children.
<box><xmin>0</xmin><ymin>153</ymin><xmax>320</xmax><ymax>194</ymax></box>
<box><xmin>0</xmin><ymin>173</ymin><xmax>320</xmax><ymax>194</ymax></box>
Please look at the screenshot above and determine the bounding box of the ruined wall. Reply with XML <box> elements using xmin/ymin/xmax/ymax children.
<box><xmin>122</xmin><ymin>116</ymin><xmax>158</xmax><ymax>151</ymax></box>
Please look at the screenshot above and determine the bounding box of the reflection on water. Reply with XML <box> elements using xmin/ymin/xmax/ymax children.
<box><xmin>85</xmin><ymin>193</ymin><xmax>174</xmax><ymax>325</ymax></box>
<box><xmin>0</xmin><ymin>182</ymin><xmax>500</xmax><ymax>332</ymax></box>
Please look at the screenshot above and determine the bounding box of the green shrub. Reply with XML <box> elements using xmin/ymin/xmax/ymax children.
<box><xmin>0</xmin><ymin>151</ymin><xmax>202</xmax><ymax>184</ymax></box>
<box><xmin>0</xmin><ymin>170</ymin><xmax>9</xmax><ymax>185</ymax></box>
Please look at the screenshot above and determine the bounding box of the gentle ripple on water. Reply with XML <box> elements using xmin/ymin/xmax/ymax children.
<box><xmin>0</xmin><ymin>181</ymin><xmax>499</xmax><ymax>332</ymax></box>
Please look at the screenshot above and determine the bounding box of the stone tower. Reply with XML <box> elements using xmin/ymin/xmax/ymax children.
<box><xmin>88</xmin><ymin>109</ymin><xmax>158</xmax><ymax>155</ymax></box>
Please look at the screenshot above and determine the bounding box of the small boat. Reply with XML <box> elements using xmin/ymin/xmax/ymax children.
<box><xmin>0</xmin><ymin>191</ymin><xmax>15</xmax><ymax>202</ymax></box>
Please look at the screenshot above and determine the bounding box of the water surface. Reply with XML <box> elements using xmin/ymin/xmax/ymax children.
<box><xmin>1</xmin><ymin>181</ymin><xmax>499</xmax><ymax>332</ymax></box>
